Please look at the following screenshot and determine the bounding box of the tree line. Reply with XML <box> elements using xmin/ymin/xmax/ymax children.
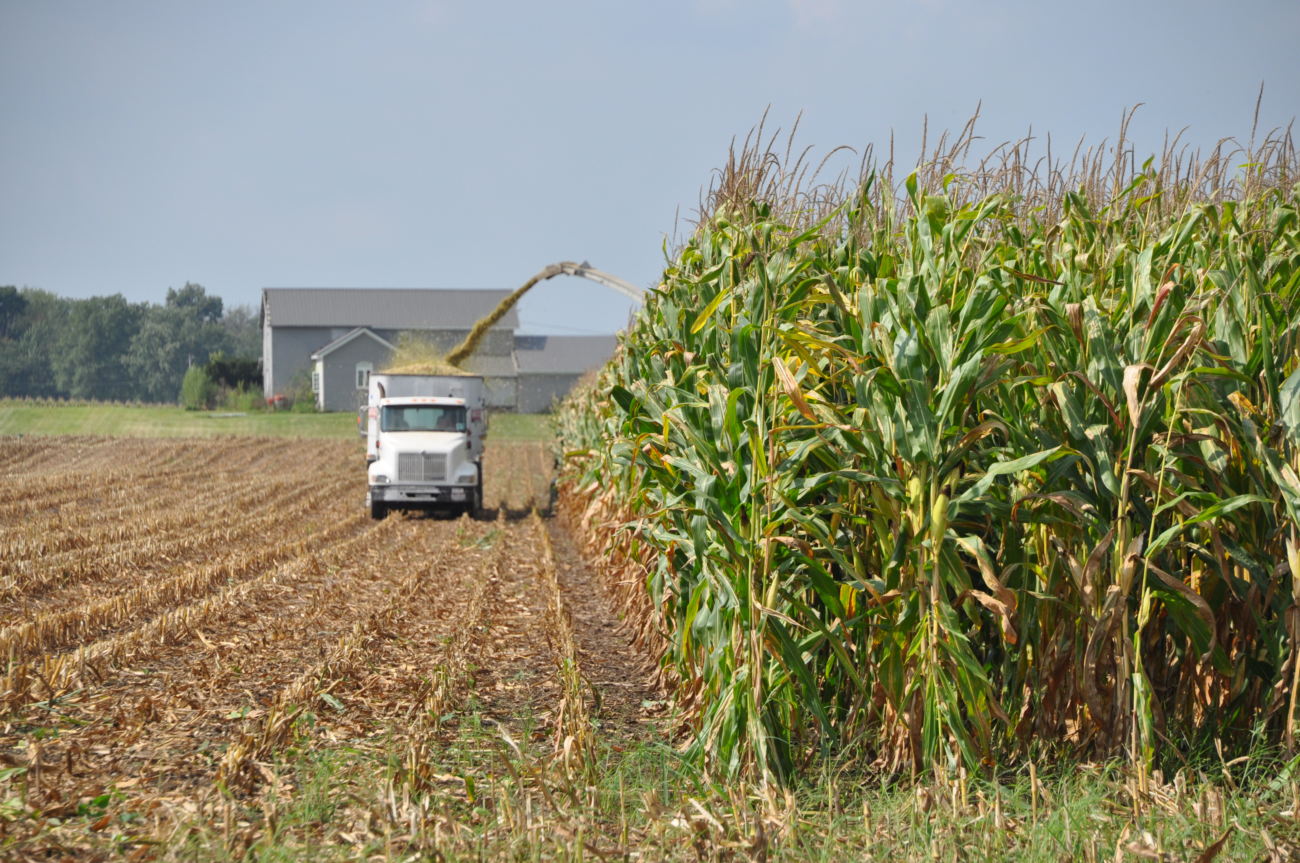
<box><xmin>0</xmin><ymin>283</ymin><xmax>260</xmax><ymax>404</ymax></box>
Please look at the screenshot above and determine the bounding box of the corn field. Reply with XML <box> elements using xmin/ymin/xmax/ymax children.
<box><xmin>555</xmin><ymin>120</ymin><xmax>1300</xmax><ymax>782</ymax></box>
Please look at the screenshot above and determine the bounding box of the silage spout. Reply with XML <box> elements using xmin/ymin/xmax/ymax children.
<box><xmin>444</xmin><ymin>261</ymin><xmax>642</xmax><ymax>367</ymax></box>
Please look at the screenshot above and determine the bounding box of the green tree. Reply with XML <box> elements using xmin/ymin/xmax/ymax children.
<box><xmin>0</xmin><ymin>286</ymin><xmax>26</xmax><ymax>340</ymax></box>
<box><xmin>220</xmin><ymin>303</ymin><xmax>261</xmax><ymax>359</ymax></box>
<box><xmin>0</xmin><ymin>286</ymin><xmax>34</xmax><ymax>396</ymax></box>
<box><xmin>1</xmin><ymin>285</ymin><xmax>254</xmax><ymax>403</ymax></box>
<box><xmin>205</xmin><ymin>352</ymin><xmax>261</xmax><ymax>390</ymax></box>
<box><xmin>125</xmin><ymin>283</ymin><xmax>231</xmax><ymax>403</ymax></box>
<box><xmin>166</xmin><ymin>282</ymin><xmax>223</xmax><ymax>322</ymax></box>
<box><xmin>0</xmin><ymin>289</ymin><xmax>70</xmax><ymax>397</ymax></box>
<box><xmin>51</xmin><ymin>294</ymin><xmax>143</xmax><ymax>400</ymax></box>
<box><xmin>179</xmin><ymin>363</ymin><xmax>217</xmax><ymax>409</ymax></box>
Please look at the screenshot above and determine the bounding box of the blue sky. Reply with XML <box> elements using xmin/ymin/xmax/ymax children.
<box><xmin>2</xmin><ymin>0</ymin><xmax>1297</xmax><ymax>334</ymax></box>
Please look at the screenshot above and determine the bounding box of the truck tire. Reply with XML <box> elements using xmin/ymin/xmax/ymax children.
<box><xmin>369</xmin><ymin>499</ymin><xmax>387</xmax><ymax>520</ymax></box>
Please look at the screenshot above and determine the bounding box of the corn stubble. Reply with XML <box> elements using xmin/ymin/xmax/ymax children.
<box><xmin>0</xmin><ymin>436</ymin><xmax>599</xmax><ymax>857</ymax></box>
<box><xmin>556</xmin><ymin>114</ymin><xmax>1300</xmax><ymax>783</ymax></box>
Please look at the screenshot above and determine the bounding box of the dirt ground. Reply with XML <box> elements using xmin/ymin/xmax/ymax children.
<box><xmin>0</xmin><ymin>435</ymin><xmax>663</xmax><ymax>860</ymax></box>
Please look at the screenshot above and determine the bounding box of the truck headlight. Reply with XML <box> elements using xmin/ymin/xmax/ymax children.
<box><xmin>373</xmin><ymin>475</ymin><xmax>389</xmax><ymax>484</ymax></box>
<box><xmin>450</xmin><ymin>488</ymin><xmax>466</xmax><ymax>501</ymax></box>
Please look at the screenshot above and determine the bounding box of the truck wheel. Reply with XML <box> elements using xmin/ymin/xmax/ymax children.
<box><xmin>370</xmin><ymin>499</ymin><xmax>387</xmax><ymax>520</ymax></box>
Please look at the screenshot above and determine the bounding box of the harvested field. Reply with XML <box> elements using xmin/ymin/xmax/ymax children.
<box><xmin>0</xmin><ymin>435</ymin><xmax>661</xmax><ymax>860</ymax></box>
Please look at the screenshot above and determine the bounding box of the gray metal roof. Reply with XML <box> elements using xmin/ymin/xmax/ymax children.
<box><xmin>514</xmin><ymin>335</ymin><xmax>618</xmax><ymax>374</ymax></box>
<box><xmin>310</xmin><ymin>326</ymin><xmax>397</xmax><ymax>359</ymax></box>
<box><xmin>263</xmin><ymin>288</ymin><xmax>518</xmax><ymax>330</ymax></box>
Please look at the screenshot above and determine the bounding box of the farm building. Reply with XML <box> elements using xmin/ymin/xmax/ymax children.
<box><xmin>260</xmin><ymin>288</ymin><xmax>616</xmax><ymax>412</ymax></box>
<box><xmin>515</xmin><ymin>334</ymin><xmax>619</xmax><ymax>413</ymax></box>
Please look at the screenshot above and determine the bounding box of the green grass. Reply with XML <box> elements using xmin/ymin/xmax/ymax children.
<box><xmin>0</xmin><ymin>400</ymin><xmax>356</xmax><ymax>438</ymax></box>
<box><xmin>8</xmin><ymin>682</ymin><xmax>1290</xmax><ymax>861</ymax></box>
<box><xmin>154</xmin><ymin>720</ymin><xmax>1291</xmax><ymax>862</ymax></box>
<box><xmin>0</xmin><ymin>400</ymin><xmax>555</xmax><ymax>441</ymax></box>
<box><xmin>486</xmin><ymin>410</ymin><xmax>553</xmax><ymax>441</ymax></box>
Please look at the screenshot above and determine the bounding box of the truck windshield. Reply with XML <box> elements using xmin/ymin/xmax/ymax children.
<box><xmin>380</xmin><ymin>405</ymin><xmax>467</xmax><ymax>432</ymax></box>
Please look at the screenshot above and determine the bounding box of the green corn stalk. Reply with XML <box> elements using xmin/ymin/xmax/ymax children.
<box><xmin>554</xmin><ymin>129</ymin><xmax>1300</xmax><ymax>782</ymax></box>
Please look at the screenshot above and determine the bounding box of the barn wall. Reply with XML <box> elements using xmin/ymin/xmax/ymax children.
<box><xmin>484</xmin><ymin>375</ymin><xmax>518</xmax><ymax>409</ymax></box>
<box><xmin>319</xmin><ymin>336</ymin><xmax>394</xmax><ymax>412</ymax></box>
<box><xmin>516</xmin><ymin>373</ymin><xmax>580</xmax><ymax>413</ymax></box>
<box><xmin>261</xmin><ymin>314</ymin><xmax>274</xmax><ymax>397</ymax></box>
<box><xmin>269</xmin><ymin>327</ymin><xmax>340</xmax><ymax>399</ymax></box>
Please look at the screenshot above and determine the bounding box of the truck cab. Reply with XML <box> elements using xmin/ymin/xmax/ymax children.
<box><xmin>363</xmin><ymin>374</ymin><xmax>486</xmax><ymax>519</ymax></box>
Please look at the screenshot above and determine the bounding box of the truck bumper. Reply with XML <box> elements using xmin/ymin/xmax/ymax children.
<box><xmin>369</xmin><ymin>484</ymin><xmax>471</xmax><ymax>506</ymax></box>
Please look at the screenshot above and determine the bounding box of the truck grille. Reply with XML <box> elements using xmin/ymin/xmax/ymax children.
<box><xmin>397</xmin><ymin>452</ymin><xmax>447</xmax><ymax>482</ymax></box>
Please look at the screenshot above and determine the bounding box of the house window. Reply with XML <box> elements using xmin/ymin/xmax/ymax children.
<box><xmin>356</xmin><ymin>361</ymin><xmax>373</xmax><ymax>389</ymax></box>
<box><xmin>311</xmin><ymin>369</ymin><xmax>320</xmax><ymax>393</ymax></box>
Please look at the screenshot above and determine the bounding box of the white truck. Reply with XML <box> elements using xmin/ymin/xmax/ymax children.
<box><xmin>362</xmin><ymin>373</ymin><xmax>487</xmax><ymax>519</ymax></box>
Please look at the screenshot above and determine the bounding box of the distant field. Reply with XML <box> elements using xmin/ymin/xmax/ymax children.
<box><xmin>0</xmin><ymin>400</ymin><xmax>553</xmax><ymax>440</ymax></box>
